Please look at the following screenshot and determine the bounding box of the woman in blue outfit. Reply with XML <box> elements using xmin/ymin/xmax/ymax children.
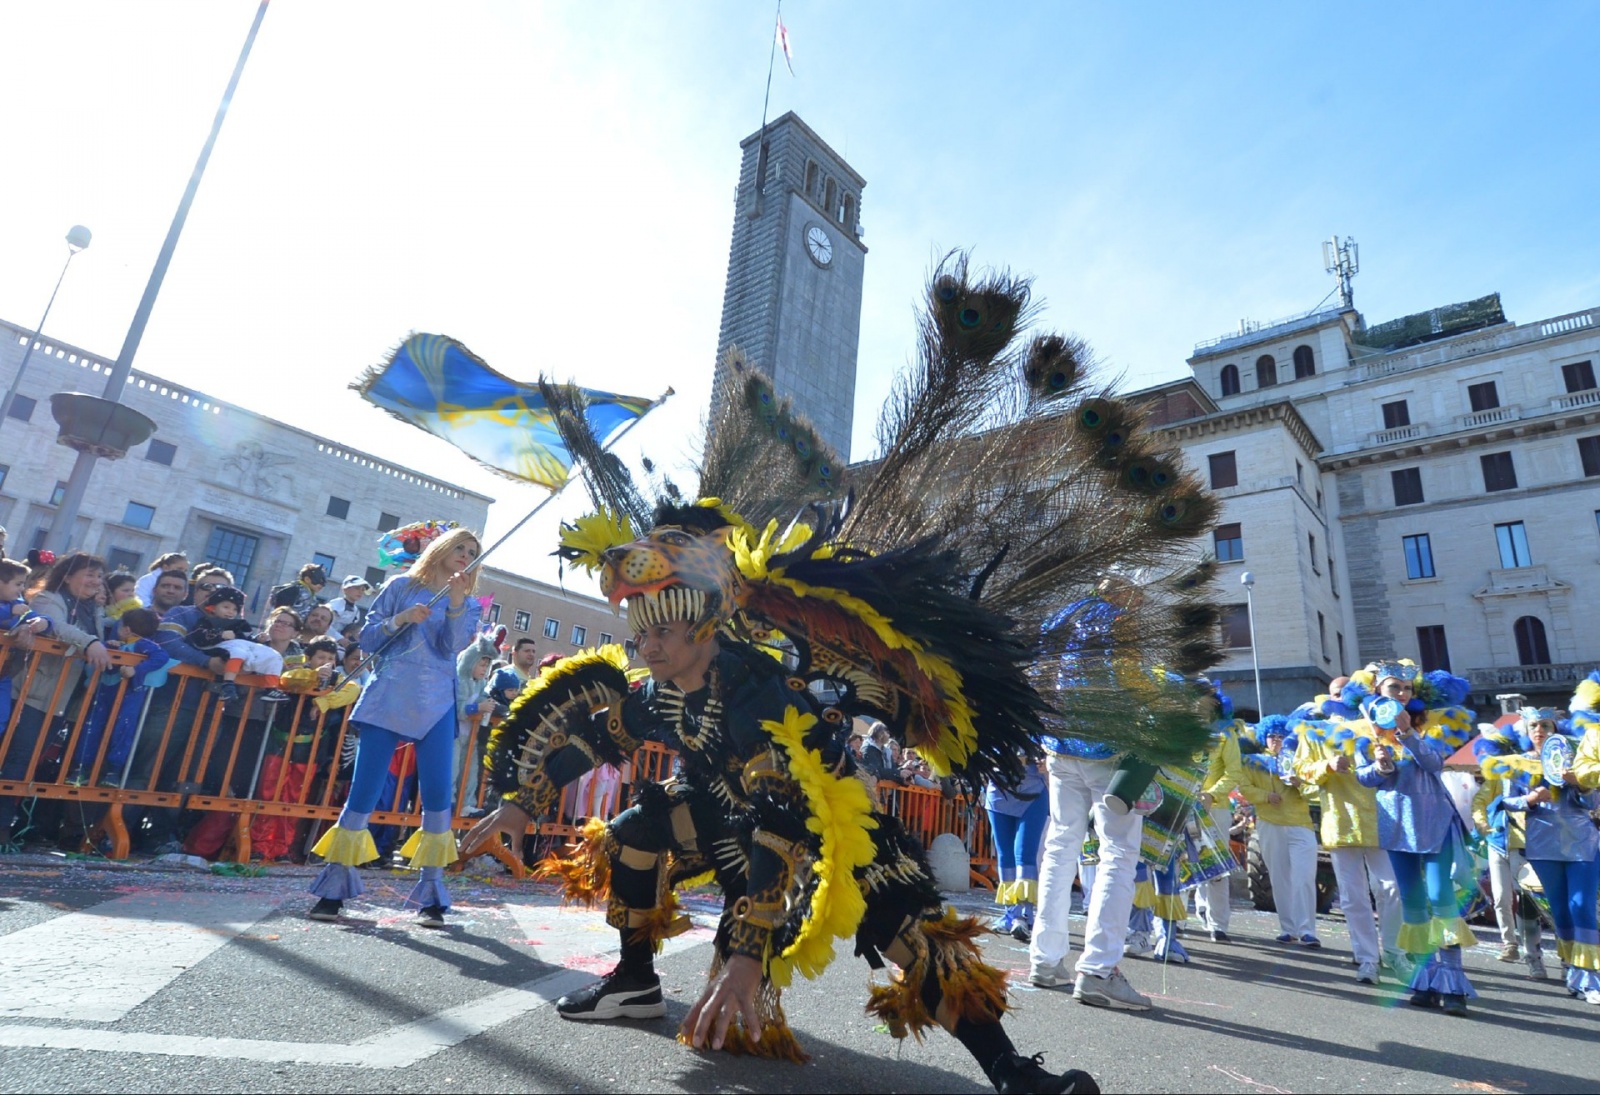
<box><xmin>1355</xmin><ymin>663</ymin><xmax>1475</xmax><ymax>1016</ymax></box>
<box><xmin>983</xmin><ymin>761</ymin><xmax>1048</xmax><ymax>941</ymax></box>
<box><xmin>307</xmin><ymin>527</ymin><xmax>479</xmax><ymax>927</ymax></box>
<box><xmin>1499</xmin><ymin>707</ymin><xmax>1600</xmax><ymax>1004</ymax></box>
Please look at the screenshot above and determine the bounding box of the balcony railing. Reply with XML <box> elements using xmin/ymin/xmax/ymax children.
<box><xmin>1459</xmin><ymin>406</ymin><xmax>1520</xmax><ymax>429</ymax></box>
<box><xmin>1356</xmin><ymin>305</ymin><xmax>1600</xmax><ymax>383</ymax></box>
<box><xmin>1369</xmin><ymin>423</ymin><xmax>1422</xmax><ymax>446</ymax></box>
<box><xmin>1465</xmin><ymin>662</ymin><xmax>1585</xmax><ymax>690</ymax></box>
<box><xmin>1553</xmin><ymin>388</ymin><xmax>1600</xmax><ymax>411</ymax></box>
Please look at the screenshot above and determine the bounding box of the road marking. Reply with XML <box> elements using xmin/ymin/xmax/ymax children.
<box><xmin>0</xmin><ymin>892</ymin><xmax>282</xmax><ymax>1022</ymax></box>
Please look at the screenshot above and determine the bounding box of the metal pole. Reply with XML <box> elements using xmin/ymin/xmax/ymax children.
<box><xmin>46</xmin><ymin>0</ymin><xmax>271</xmax><ymax>552</ymax></box>
<box><xmin>1245</xmin><ymin>585</ymin><xmax>1264</xmax><ymax>717</ymax></box>
<box><xmin>0</xmin><ymin>239</ymin><xmax>87</xmax><ymax>438</ymax></box>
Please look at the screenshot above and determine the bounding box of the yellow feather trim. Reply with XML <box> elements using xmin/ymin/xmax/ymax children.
<box><xmin>709</xmin><ymin>1019</ymin><xmax>809</xmax><ymax>1063</ymax></box>
<box><xmin>994</xmin><ymin>879</ymin><xmax>1037</xmax><ymax>906</ymax></box>
<box><xmin>399</xmin><ymin>828</ymin><xmax>458</xmax><ymax>868</ymax></box>
<box><xmin>558</xmin><ymin>509</ymin><xmax>636</xmax><ymax>575</ymax></box>
<box><xmin>1481</xmin><ymin>753</ymin><xmax>1544</xmax><ymax>781</ymax></box>
<box><xmin>503</xmin><ymin>644</ymin><xmax>631</xmax><ymax>724</ymax></box>
<box><xmin>762</xmin><ymin>706</ymin><xmax>879</xmax><ymax>988</ymax></box>
<box><xmin>533</xmin><ymin>817</ymin><xmax>614</xmax><ymax>906</ymax></box>
<box><xmin>732</xmin><ymin>525</ymin><xmax>978</xmax><ymax>776</ymax></box>
<box><xmin>312</xmin><ymin>824</ymin><xmax>380</xmax><ymax>867</ymax></box>
<box><xmin>866</xmin><ymin>910</ymin><xmax>1009</xmax><ymax>1041</ymax></box>
<box><xmin>1574</xmin><ymin>679</ymin><xmax>1600</xmax><ymax>713</ymax></box>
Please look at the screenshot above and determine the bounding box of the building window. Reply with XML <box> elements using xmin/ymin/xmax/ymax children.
<box><xmin>1329</xmin><ymin>553</ymin><xmax>1338</xmax><ymax>596</ymax></box>
<box><xmin>1580</xmin><ymin>436</ymin><xmax>1600</xmax><ymax>477</ymax></box>
<box><xmin>489</xmin><ymin>603</ymin><xmax>502</xmax><ymax>624</ymax></box>
<box><xmin>1513</xmin><ymin>615</ymin><xmax>1551</xmax><ymax>665</ymax></box>
<box><xmin>598</xmin><ymin>632</ymin><xmax>613</xmax><ymax>646</ymax></box>
<box><xmin>1295</xmin><ymin>460</ymin><xmax>1304</xmax><ymax>486</ymax></box>
<box><xmin>804</xmin><ymin>160</ymin><xmax>818</xmax><ymax>197</ymax></box>
<box><xmin>823</xmin><ymin>177</ymin><xmax>837</xmax><ymax>217</ymax></box>
<box><xmin>1403</xmin><ymin>534</ymin><xmax>1435</xmax><ymax>579</ymax></box>
<box><xmin>1309</xmin><ymin>532</ymin><xmax>1320</xmax><ymax>573</ymax></box>
<box><xmin>1391</xmin><ymin>468</ymin><xmax>1424</xmax><ymax>506</ymax></box>
<box><xmin>1417</xmin><ymin>625</ymin><xmax>1451</xmax><ymax>673</ymax></box>
<box><xmin>1220</xmin><ymin>604</ymin><xmax>1252</xmax><ymax>649</ymax></box>
<box><xmin>1337</xmin><ymin>631</ymin><xmax>1347</xmax><ymax>669</ymax></box>
<box><xmin>0</xmin><ymin>463</ymin><xmax>8</xmax><ymax>491</ymax></box>
<box><xmin>1255</xmin><ymin>355</ymin><xmax>1277</xmax><ymax>388</ymax></box>
<box><xmin>49</xmin><ymin>480</ymin><xmax>67</xmax><ymax>506</ymax></box>
<box><xmin>624</xmin><ymin>637</ymin><xmax>638</xmax><ymax>658</ymax></box>
<box><xmin>326</xmin><ymin>496</ymin><xmax>350</xmax><ymax>520</ymax></box>
<box><xmin>146</xmin><ymin>439</ymin><xmax>177</xmax><ymax>465</ymax></box>
<box><xmin>1208</xmin><ymin>451</ymin><xmax>1237</xmax><ymax>489</ymax></box>
<box><xmin>122</xmin><ymin>501</ymin><xmax>156</xmax><ymax>530</ymax></box>
<box><xmin>514</xmin><ymin>610</ymin><xmax>531</xmax><ymax>632</ymax></box>
<box><xmin>1480</xmin><ymin>451</ymin><xmax>1518</xmax><ymax>492</ymax></box>
<box><xmin>1318</xmin><ymin>611</ymin><xmax>1329</xmax><ymax>660</ymax></box>
<box><xmin>1214</xmin><ymin>522</ymin><xmax>1244</xmax><ymax>562</ymax></box>
<box><xmin>1381</xmin><ymin>400</ymin><xmax>1410</xmax><ymax>429</ymax></box>
<box><xmin>107</xmin><ymin>546</ymin><xmax>141</xmax><ymax>574</ymax></box>
<box><xmin>1495</xmin><ymin>521</ymin><xmax>1531</xmax><ymax>568</ymax></box>
<box><xmin>1219</xmin><ymin>364</ymin><xmax>1240</xmax><ymax>397</ymax></box>
<box><xmin>1467</xmin><ymin>381</ymin><xmax>1500</xmax><ymax>412</ymax></box>
<box><xmin>571</xmin><ymin>624</ymin><xmax>587</xmax><ymax>646</ymax></box>
<box><xmin>543</xmin><ymin>617</ymin><xmax>560</xmax><ymax>639</ymax></box>
<box><xmin>1293</xmin><ymin>345</ymin><xmax>1315</xmax><ymax>379</ymax></box>
<box><xmin>378</xmin><ymin>511</ymin><xmax>399</xmax><ymax>531</ymax></box>
<box><xmin>1563</xmin><ymin>360</ymin><xmax>1596</xmax><ymax>393</ymax></box>
<box><xmin>364</xmin><ymin>565</ymin><xmax>388</xmax><ymax>588</ymax></box>
<box><xmin>841</xmin><ymin>193</ymin><xmax>856</xmax><ymax>229</ymax></box>
<box><xmin>6</xmin><ymin>394</ymin><xmax>36</xmax><ymax>421</ymax></box>
<box><xmin>205</xmin><ymin>525</ymin><xmax>259</xmax><ymax>590</ymax></box>
<box><xmin>312</xmin><ymin>551</ymin><xmax>336</xmax><ymax>573</ymax></box>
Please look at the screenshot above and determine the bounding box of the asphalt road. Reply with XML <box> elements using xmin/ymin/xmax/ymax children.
<box><xmin>1</xmin><ymin>853</ymin><xmax>1594</xmax><ymax>1094</ymax></box>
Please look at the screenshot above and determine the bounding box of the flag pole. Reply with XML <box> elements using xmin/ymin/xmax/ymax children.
<box><xmin>754</xmin><ymin>0</ymin><xmax>782</xmax><ymax>197</ymax></box>
<box><xmin>328</xmin><ymin>386</ymin><xmax>674</xmax><ymax>689</ymax></box>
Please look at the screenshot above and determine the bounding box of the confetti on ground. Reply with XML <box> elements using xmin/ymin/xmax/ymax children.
<box><xmin>1207</xmin><ymin>1064</ymin><xmax>1293</xmax><ymax>1093</ymax></box>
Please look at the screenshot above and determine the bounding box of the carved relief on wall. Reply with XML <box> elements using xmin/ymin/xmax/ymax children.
<box><xmin>221</xmin><ymin>442</ymin><xmax>293</xmax><ymax>496</ymax></box>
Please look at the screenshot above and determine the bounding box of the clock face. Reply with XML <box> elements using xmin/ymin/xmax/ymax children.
<box><xmin>805</xmin><ymin>224</ymin><xmax>833</xmax><ymax>267</ymax></box>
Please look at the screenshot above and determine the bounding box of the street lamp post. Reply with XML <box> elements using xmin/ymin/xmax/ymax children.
<box><xmin>0</xmin><ymin>225</ymin><xmax>92</xmax><ymax>437</ymax></box>
<box><xmin>1241</xmin><ymin>570</ymin><xmax>1264</xmax><ymax>718</ymax></box>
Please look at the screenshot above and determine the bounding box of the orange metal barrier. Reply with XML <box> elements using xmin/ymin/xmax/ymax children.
<box><xmin>0</xmin><ymin>635</ymin><xmax>996</xmax><ymax>886</ymax></box>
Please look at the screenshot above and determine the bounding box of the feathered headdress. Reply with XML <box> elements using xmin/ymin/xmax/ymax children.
<box><xmin>377</xmin><ymin>520</ymin><xmax>458</xmax><ymax>568</ymax></box>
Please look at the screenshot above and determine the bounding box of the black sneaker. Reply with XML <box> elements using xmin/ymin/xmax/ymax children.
<box><xmin>1011</xmin><ymin>922</ymin><xmax>1033</xmax><ymax>944</ymax></box>
<box><xmin>555</xmin><ymin>965</ymin><xmax>666</xmax><ymax>1021</ymax></box>
<box><xmin>308</xmin><ymin>898</ymin><xmax>343</xmax><ymax>922</ymax></box>
<box><xmin>209</xmin><ymin>680</ymin><xmax>240</xmax><ymax>703</ymax></box>
<box><xmin>991</xmin><ymin>1052</ymin><xmax>1099</xmax><ymax>1094</ymax></box>
<box><xmin>1440</xmin><ymin>993</ymin><xmax>1469</xmax><ymax>1017</ymax></box>
<box><xmin>417</xmin><ymin>904</ymin><xmax>447</xmax><ymax>929</ymax></box>
<box><xmin>261</xmin><ymin>689</ymin><xmax>292</xmax><ymax>704</ymax></box>
<box><xmin>1409</xmin><ymin>989</ymin><xmax>1441</xmax><ymax>1009</ymax></box>
<box><xmin>1209</xmin><ymin>929</ymin><xmax>1230</xmax><ymax>943</ymax></box>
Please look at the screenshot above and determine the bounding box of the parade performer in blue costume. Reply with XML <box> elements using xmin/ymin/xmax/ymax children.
<box><xmin>985</xmin><ymin>762</ymin><xmax>1049</xmax><ymax>942</ymax></box>
<box><xmin>1495</xmin><ymin>684</ymin><xmax>1600</xmax><ymax>1005</ymax></box>
<box><xmin>307</xmin><ymin>524</ymin><xmax>479</xmax><ymax>928</ymax></box>
<box><xmin>1352</xmin><ymin>660</ymin><xmax>1477</xmax><ymax>1015</ymax></box>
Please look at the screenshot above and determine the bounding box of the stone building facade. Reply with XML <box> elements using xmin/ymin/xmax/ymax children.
<box><xmin>0</xmin><ymin>318</ymin><xmax>492</xmax><ymax>606</ymax></box>
<box><xmin>474</xmin><ymin>565</ymin><xmax>631</xmax><ymax>660</ymax></box>
<box><xmin>711</xmin><ymin>112</ymin><xmax>867</xmax><ymax>461</ymax></box>
<box><xmin>1162</xmin><ymin>294</ymin><xmax>1600</xmax><ymax>711</ymax></box>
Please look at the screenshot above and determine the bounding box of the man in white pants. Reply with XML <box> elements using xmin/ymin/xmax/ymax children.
<box><xmin>1296</xmin><ymin>724</ymin><xmax>1406</xmax><ymax>983</ymax></box>
<box><xmin>1029</xmin><ymin>740</ymin><xmax>1152</xmax><ymax>1011</ymax></box>
<box><xmin>1471</xmin><ymin>717</ymin><xmax>1546</xmax><ymax>978</ymax></box>
<box><xmin>1195</xmin><ymin>720</ymin><xmax>1244</xmax><ymax>941</ymax></box>
<box><xmin>1238</xmin><ymin>727</ymin><xmax>1320</xmax><ymax>947</ymax></box>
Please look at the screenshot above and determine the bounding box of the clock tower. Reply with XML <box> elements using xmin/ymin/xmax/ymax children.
<box><xmin>710</xmin><ymin>112</ymin><xmax>866</xmax><ymax>461</ymax></box>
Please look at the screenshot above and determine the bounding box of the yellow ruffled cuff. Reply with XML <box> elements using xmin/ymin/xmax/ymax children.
<box><xmin>1153</xmin><ymin>893</ymin><xmax>1188</xmax><ymax>923</ymax></box>
<box><xmin>399</xmin><ymin>828</ymin><xmax>459</xmax><ymax>868</ymax></box>
<box><xmin>1397</xmin><ymin>915</ymin><xmax>1471</xmax><ymax>954</ymax></box>
<box><xmin>1570</xmin><ymin>941</ymin><xmax>1600</xmax><ymax>972</ymax></box>
<box><xmin>995</xmin><ymin>879</ymin><xmax>1038</xmax><ymax>907</ymax></box>
<box><xmin>312</xmin><ymin>824</ymin><xmax>380</xmax><ymax>867</ymax></box>
<box><xmin>1132</xmin><ymin>878</ymin><xmax>1156</xmax><ymax>910</ymax></box>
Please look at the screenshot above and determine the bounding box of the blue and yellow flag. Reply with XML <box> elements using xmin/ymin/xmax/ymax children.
<box><xmin>354</xmin><ymin>333</ymin><xmax>653</xmax><ymax>489</ymax></box>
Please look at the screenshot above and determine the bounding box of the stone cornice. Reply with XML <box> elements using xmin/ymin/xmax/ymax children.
<box><xmin>1157</xmin><ymin>399</ymin><xmax>1322</xmax><ymax>458</ymax></box>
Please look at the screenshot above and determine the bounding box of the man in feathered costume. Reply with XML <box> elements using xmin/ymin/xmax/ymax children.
<box><xmin>458</xmin><ymin>254</ymin><xmax>1225</xmax><ymax>1093</ymax></box>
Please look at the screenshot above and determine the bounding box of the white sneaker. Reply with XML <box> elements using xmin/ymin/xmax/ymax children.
<box><xmin>1073</xmin><ymin>967</ymin><xmax>1152</xmax><ymax>1011</ymax></box>
<box><xmin>1526</xmin><ymin>950</ymin><xmax>1548</xmax><ymax>980</ymax></box>
<box><xmin>1356</xmin><ymin>961</ymin><xmax>1378</xmax><ymax>984</ymax></box>
<box><xmin>1029</xmin><ymin>959</ymin><xmax>1073</xmax><ymax>988</ymax></box>
<box><xmin>1124</xmin><ymin>930</ymin><xmax>1153</xmax><ymax>956</ymax></box>
<box><xmin>1585</xmin><ymin>989</ymin><xmax>1600</xmax><ymax>1006</ymax></box>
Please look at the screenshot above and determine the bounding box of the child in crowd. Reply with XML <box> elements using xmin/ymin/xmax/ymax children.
<box><xmin>251</xmin><ymin>638</ymin><xmax>351</xmax><ymax>861</ymax></box>
<box><xmin>0</xmin><ymin>558</ymin><xmax>51</xmax><ymax>732</ymax></box>
<box><xmin>67</xmin><ymin>608</ymin><xmax>170</xmax><ymax>787</ymax></box>
<box><xmin>102</xmin><ymin>572</ymin><xmax>142</xmax><ymax>642</ymax></box>
<box><xmin>184</xmin><ymin>586</ymin><xmax>283</xmax><ymax>702</ymax></box>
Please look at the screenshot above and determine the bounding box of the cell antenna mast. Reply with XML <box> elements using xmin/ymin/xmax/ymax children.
<box><xmin>1323</xmin><ymin>235</ymin><xmax>1359</xmax><ymax>309</ymax></box>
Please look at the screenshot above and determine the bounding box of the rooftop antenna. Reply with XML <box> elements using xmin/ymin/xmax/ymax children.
<box><xmin>1323</xmin><ymin>235</ymin><xmax>1359</xmax><ymax>309</ymax></box>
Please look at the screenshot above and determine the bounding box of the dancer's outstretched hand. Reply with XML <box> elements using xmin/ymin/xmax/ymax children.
<box><xmin>682</xmin><ymin>953</ymin><xmax>762</xmax><ymax>1050</ymax></box>
<box><xmin>460</xmin><ymin>802</ymin><xmax>530</xmax><ymax>859</ymax></box>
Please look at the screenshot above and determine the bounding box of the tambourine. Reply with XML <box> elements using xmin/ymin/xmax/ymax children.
<box><xmin>1368</xmin><ymin>698</ymin><xmax>1402</xmax><ymax>730</ymax></box>
<box><xmin>1542</xmin><ymin>735</ymin><xmax>1575</xmax><ymax>786</ymax></box>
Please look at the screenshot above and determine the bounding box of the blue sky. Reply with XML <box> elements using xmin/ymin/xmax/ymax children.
<box><xmin>1</xmin><ymin>1</ymin><xmax>1596</xmax><ymax>577</ymax></box>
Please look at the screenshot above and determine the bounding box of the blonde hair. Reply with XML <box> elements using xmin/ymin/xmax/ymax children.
<box><xmin>409</xmin><ymin>527</ymin><xmax>481</xmax><ymax>594</ymax></box>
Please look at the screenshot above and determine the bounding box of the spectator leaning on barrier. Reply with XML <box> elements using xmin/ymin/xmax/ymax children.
<box><xmin>0</xmin><ymin>552</ymin><xmax>113</xmax><ymax>846</ymax></box>
<box><xmin>454</xmin><ymin>630</ymin><xmax>499</xmax><ymax>817</ymax></box>
<box><xmin>326</xmin><ymin>576</ymin><xmax>371</xmax><ymax>637</ymax></box>
<box><xmin>134</xmin><ymin>552</ymin><xmax>189</xmax><ymax>608</ymax></box>
<box><xmin>271</xmin><ymin>564</ymin><xmax>328</xmax><ymax>620</ymax></box>
<box><xmin>297</xmin><ymin>603</ymin><xmax>335</xmax><ymax>647</ymax></box>
<box><xmin>0</xmin><ymin>557</ymin><xmax>50</xmax><ymax>736</ymax></box>
<box><xmin>490</xmin><ymin>637</ymin><xmax>537</xmax><ymax>714</ymax></box>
